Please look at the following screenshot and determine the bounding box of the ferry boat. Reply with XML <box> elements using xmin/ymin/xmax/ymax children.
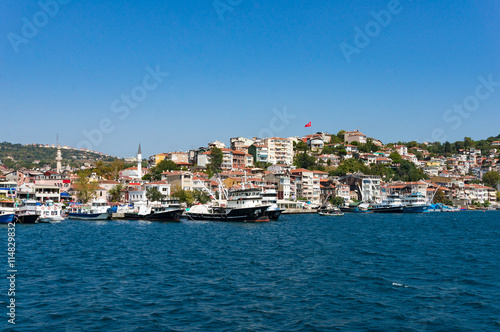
<box><xmin>401</xmin><ymin>192</ymin><xmax>430</xmax><ymax>213</ymax></box>
<box><xmin>37</xmin><ymin>200</ymin><xmax>65</xmax><ymax>223</ymax></box>
<box><xmin>371</xmin><ymin>194</ymin><xmax>404</xmax><ymax>213</ymax></box>
<box><xmin>123</xmin><ymin>199</ymin><xmax>184</xmax><ymax>221</ymax></box>
<box><xmin>68</xmin><ymin>199</ymin><xmax>112</xmax><ymax>220</ymax></box>
<box><xmin>15</xmin><ymin>200</ymin><xmax>41</xmax><ymax>223</ymax></box>
<box><xmin>186</xmin><ymin>187</ymin><xmax>270</xmax><ymax>222</ymax></box>
<box><xmin>260</xmin><ymin>189</ymin><xmax>284</xmax><ymax>220</ymax></box>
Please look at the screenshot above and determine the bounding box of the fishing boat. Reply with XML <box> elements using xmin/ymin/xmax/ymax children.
<box><xmin>260</xmin><ymin>189</ymin><xmax>285</xmax><ymax>220</ymax></box>
<box><xmin>371</xmin><ymin>194</ymin><xmax>404</xmax><ymax>213</ymax></box>
<box><xmin>401</xmin><ymin>192</ymin><xmax>430</xmax><ymax>213</ymax></box>
<box><xmin>123</xmin><ymin>199</ymin><xmax>184</xmax><ymax>221</ymax></box>
<box><xmin>0</xmin><ymin>213</ymin><xmax>15</xmax><ymax>224</ymax></box>
<box><xmin>67</xmin><ymin>199</ymin><xmax>112</xmax><ymax>220</ymax></box>
<box><xmin>0</xmin><ymin>200</ymin><xmax>16</xmax><ymax>223</ymax></box>
<box><xmin>186</xmin><ymin>187</ymin><xmax>270</xmax><ymax>222</ymax></box>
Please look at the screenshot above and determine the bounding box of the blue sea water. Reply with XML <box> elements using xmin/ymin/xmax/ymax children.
<box><xmin>1</xmin><ymin>211</ymin><xmax>500</xmax><ymax>331</ymax></box>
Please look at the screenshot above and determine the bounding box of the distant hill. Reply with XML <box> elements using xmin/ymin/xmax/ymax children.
<box><xmin>0</xmin><ymin>142</ymin><xmax>118</xmax><ymax>170</ymax></box>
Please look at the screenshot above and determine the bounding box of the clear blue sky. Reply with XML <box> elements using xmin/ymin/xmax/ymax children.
<box><xmin>1</xmin><ymin>0</ymin><xmax>499</xmax><ymax>158</ymax></box>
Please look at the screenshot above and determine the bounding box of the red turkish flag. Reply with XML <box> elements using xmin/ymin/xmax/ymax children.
<box><xmin>305</xmin><ymin>122</ymin><xmax>311</xmax><ymax>127</ymax></box>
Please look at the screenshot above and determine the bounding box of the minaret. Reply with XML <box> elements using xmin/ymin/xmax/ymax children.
<box><xmin>137</xmin><ymin>144</ymin><xmax>142</xmax><ymax>179</ymax></box>
<box><xmin>56</xmin><ymin>134</ymin><xmax>62</xmax><ymax>173</ymax></box>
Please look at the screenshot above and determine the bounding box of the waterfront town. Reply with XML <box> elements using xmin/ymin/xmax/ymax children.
<box><xmin>1</xmin><ymin>129</ymin><xmax>500</xmax><ymax>213</ymax></box>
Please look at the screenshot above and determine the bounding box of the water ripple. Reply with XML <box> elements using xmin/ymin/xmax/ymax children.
<box><xmin>1</xmin><ymin>211</ymin><xmax>499</xmax><ymax>331</ymax></box>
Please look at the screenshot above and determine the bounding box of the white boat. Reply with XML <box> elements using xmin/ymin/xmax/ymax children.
<box><xmin>37</xmin><ymin>200</ymin><xmax>65</xmax><ymax>223</ymax></box>
<box><xmin>401</xmin><ymin>192</ymin><xmax>431</xmax><ymax>213</ymax></box>
<box><xmin>318</xmin><ymin>209</ymin><xmax>344</xmax><ymax>217</ymax></box>
<box><xmin>371</xmin><ymin>194</ymin><xmax>404</xmax><ymax>213</ymax></box>
<box><xmin>16</xmin><ymin>200</ymin><xmax>41</xmax><ymax>223</ymax></box>
<box><xmin>260</xmin><ymin>189</ymin><xmax>284</xmax><ymax>220</ymax></box>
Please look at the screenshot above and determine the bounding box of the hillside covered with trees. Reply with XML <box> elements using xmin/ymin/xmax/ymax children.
<box><xmin>0</xmin><ymin>142</ymin><xmax>118</xmax><ymax>170</ymax></box>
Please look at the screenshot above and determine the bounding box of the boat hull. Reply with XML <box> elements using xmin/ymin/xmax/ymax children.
<box><xmin>68</xmin><ymin>213</ymin><xmax>110</xmax><ymax>220</ymax></box>
<box><xmin>38</xmin><ymin>216</ymin><xmax>65</xmax><ymax>223</ymax></box>
<box><xmin>0</xmin><ymin>214</ymin><xmax>15</xmax><ymax>224</ymax></box>
<box><xmin>339</xmin><ymin>207</ymin><xmax>373</xmax><ymax>213</ymax></box>
<box><xmin>265</xmin><ymin>209</ymin><xmax>284</xmax><ymax>221</ymax></box>
<box><xmin>15</xmin><ymin>214</ymin><xmax>39</xmax><ymax>224</ymax></box>
<box><xmin>371</xmin><ymin>206</ymin><xmax>404</xmax><ymax>213</ymax></box>
<box><xmin>318</xmin><ymin>212</ymin><xmax>344</xmax><ymax>216</ymax></box>
<box><xmin>124</xmin><ymin>209</ymin><xmax>184</xmax><ymax>222</ymax></box>
<box><xmin>402</xmin><ymin>205</ymin><xmax>430</xmax><ymax>213</ymax></box>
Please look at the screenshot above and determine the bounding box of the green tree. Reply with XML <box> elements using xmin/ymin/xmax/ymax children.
<box><xmin>143</xmin><ymin>159</ymin><xmax>180</xmax><ymax>181</ymax></box>
<box><xmin>393</xmin><ymin>160</ymin><xmax>427</xmax><ymax>182</ymax></box>
<box><xmin>209</xmin><ymin>147</ymin><xmax>223</xmax><ymax>171</ymax></box>
<box><xmin>464</xmin><ymin>137</ymin><xmax>474</xmax><ymax>150</ymax></box>
<box><xmin>146</xmin><ymin>187</ymin><xmax>164</xmax><ymax>202</ymax></box>
<box><xmin>482</xmin><ymin>171</ymin><xmax>500</xmax><ymax>188</ymax></box>
<box><xmin>433</xmin><ymin>189</ymin><xmax>446</xmax><ymax>204</ymax></box>
<box><xmin>192</xmin><ymin>190</ymin><xmax>211</xmax><ymax>204</ymax></box>
<box><xmin>171</xmin><ymin>186</ymin><xmax>194</xmax><ymax>205</ymax></box>
<box><xmin>337</xmin><ymin>130</ymin><xmax>346</xmax><ymax>142</ymax></box>
<box><xmin>74</xmin><ymin>172</ymin><xmax>99</xmax><ymax>203</ymax></box>
<box><xmin>331</xmin><ymin>196</ymin><xmax>345</xmax><ymax>206</ymax></box>
<box><xmin>294</xmin><ymin>152</ymin><xmax>317</xmax><ymax>170</ymax></box>
<box><xmin>389</xmin><ymin>152</ymin><xmax>402</xmax><ymax>164</ymax></box>
<box><xmin>109</xmin><ymin>160</ymin><xmax>125</xmax><ymax>180</ymax></box>
<box><xmin>294</xmin><ymin>140</ymin><xmax>309</xmax><ymax>152</ymax></box>
<box><xmin>330</xmin><ymin>158</ymin><xmax>369</xmax><ymax>177</ymax></box>
<box><xmin>321</xmin><ymin>145</ymin><xmax>336</xmax><ymax>154</ymax></box>
<box><xmin>108</xmin><ymin>184</ymin><xmax>123</xmax><ymax>202</ymax></box>
<box><xmin>369</xmin><ymin>164</ymin><xmax>394</xmax><ymax>180</ymax></box>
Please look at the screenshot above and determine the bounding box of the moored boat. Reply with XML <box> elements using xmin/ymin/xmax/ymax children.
<box><xmin>123</xmin><ymin>199</ymin><xmax>184</xmax><ymax>221</ymax></box>
<box><xmin>68</xmin><ymin>199</ymin><xmax>111</xmax><ymax>220</ymax></box>
<box><xmin>15</xmin><ymin>200</ymin><xmax>40</xmax><ymax>223</ymax></box>
<box><xmin>0</xmin><ymin>213</ymin><xmax>16</xmax><ymax>224</ymax></box>
<box><xmin>185</xmin><ymin>187</ymin><xmax>270</xmax><ymax>222</ymax></box>
<box><xmin>340</xmin><ymin>202</ymin><xmax>373</xmax><ymax>213</ymax></box>
<box><xmin>318</xmin><ymin>206</ymin><xmax>344</xmax><ymax>217</ymax></box>
<box><xmin>371</xmin><ymin>194</ymin><xmax>404</xmax><ymax>213</ymax></box>
<box><xmin>401</xmin><ymin>192</ymin><xmax>430</xmax><ymax>213</ymax></box>
<box><xmin>260</xmin><ymin>189</ymin><xmax>284</xmax><ymax>220</ymax></box>
<box><xmin>37</xmin><ymin>200</ymin><xmax>65</xmax><ymax>223</ymax></box>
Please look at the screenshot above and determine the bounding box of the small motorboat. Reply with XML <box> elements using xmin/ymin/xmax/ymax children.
<box><xmin>318</xmin><ymin>207</ymin><xmax>344</xmax><ymax>217</ymax></box>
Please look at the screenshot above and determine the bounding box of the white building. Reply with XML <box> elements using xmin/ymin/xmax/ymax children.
<box><xmin>264</xmin><ymin>137</ymin><xmax>294</xmax><ymax>165</ymax></box>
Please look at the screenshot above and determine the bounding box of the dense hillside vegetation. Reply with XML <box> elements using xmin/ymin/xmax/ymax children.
<box><xmin>0</xmin><ymin>142</ymin><xmax>117</xmax><ymax>170</ymax></box>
